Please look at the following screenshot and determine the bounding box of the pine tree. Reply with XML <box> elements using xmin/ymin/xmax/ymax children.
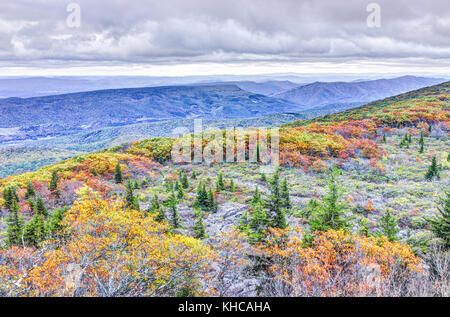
<box><xmin>6</xmin><ymin>199</ymin><xmax>24</xmax><ymax>247</ymax></box>
<box><xmin>195</xmin><ymin>182</ymin><xmax>209</xmax><ymax>210</ymax></box>
<box><xmin>380</xmin><ymin>210</ymin><xmax>399</xmax><ymax>241</ymax></box>
<box><xmin>229</xmin><ymin>179</ymin><xmax>235</xmax><ymax>192</ymax></box>
<box><xmin>35</xmin><ymin>195</ymin><xmax>48</xmax><ymax>217</ymax></box>
<box><xmin>382</xmin><ymin>133</ymin><xmax>387</xmax><ymax>144</ymax></box>
<box><xmin>425</xmin><ymin>156</ymin><xmax>440</xmax><ymax>181</ymax></box>
<box><xmin>169</xmin><ymin>191</ymin><xmax>180</xmax><ymax>228</ymax></box>
<box><xmin>181</xmin><ymin>171</ymin><xmax>189</xmax><ymax>189</ymax></box>
<box><xmin>28</xmin><ymin>198</ymin><xmax>36</xmax><ymax>213</ymax></box>
<box><xmin>46</xmin><ymin>207</ymin><xmax>67</xmax><ymax>237</ymax></box>
<box><xmin>153</xmin><ymin>195</ymin><xmax>166</xmax><ymax>223</ymax></box>
<box><xmin>207</xmin><ymin>188</ymin><xmax>217</xmax><ymax>213</ymax></box>
<box><xmin>193</xmin><ymin>209</ymin><xmax>206</xmax><ymax>239</ymax></box>
<box><xmin>427</xmin><ymin>191</ymin><xmax>450</xmax><ymax>248</ymax></box>
<box><xmin>266</xmin><ymin>172</ymin><xmax>286</xmax><ymax>229</ymax></box>
<box><xmin>359</xmin><ymin>217</ymin><xmax>370</xmax><ymax>237</ymax></box>
<box><xmin>248</xmin><ymin>202</ymin><xmax>269</xmax><ymax>243</ymax></box>
<box><xmin>216</xmin><ymin>171</ymin><xmax>225</xmax><ymax>191</ymax></box>
<box><xmin>25</xmin><ymin>180</ymin><xmax>35</xmax><ymax>199</ymax></box>
<box><xmin>309</xmin><ymin>166</ymin><xmax>349</xmax><ymax>232</ymax></box>
<box><xmin>177</xmin><ymin>185</ymin><xmax>184</xmax><ymax>199</ymax></box>
<box><xmin>3</xmin><ymin>187</ymin><xmax>18</xmax><ymax>211</ymax></box>
<box><xmin>114</xmin><ymin>163</ymin><xmax>123</xmax><ymax>184</ymax></box>
<box><xmin>418</xmin><ymin>131</ymin><xmax>425</xmax><ymax>153</ymax></box>
<box><xmin>252</xmin><ymin>186</ymin><xmax>262</xmax><ymax>205</ymax></box>
<box><xmin>125</xmin><ymin>180</ymin><xmax>140</xmax><ymax>210</ymax></box>
<box><xmin>280</xmin><ymin>178</ymin><xmax>291</xmax><ymax>209</ymax></box>
<box><xmin>49</xmin><ymin>170</ymin><xmax>59</xmax><ymax>192</ymax></box>
<box><xmin>24</xmin><ymin>214</ymin><xmax>46</xmax><ymax>247</ymax></box>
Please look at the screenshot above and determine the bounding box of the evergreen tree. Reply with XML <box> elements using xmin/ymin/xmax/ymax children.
<box><xmin>148</xmin><ymin>194</ymin><xmax>161</xmax><ymax>214</ymax></box>
<box><xmin>359</xmin><ymin>217</ymin><xmax>370</xmax><ymax>237</ymax></box>
<box><xmin>382</xmin><ymin>133</ymin><xmax>387</xmax><ymax>144</ymax></box>
<box><xmin>447</xmin><ymin>152</ymin><xmax>450</xmax><ymax>162</ymax></box>
<box><xmin>266</xmin><ymin>172</ymin><xmax>286</xmax><ymax>229</ymax></box>
<box><xmin>153</xmin><ymin>195</ymin><xmax>166</xmax><ymax>223</ymax></box>
<box><xmin>216</xmin><ymin>171</ymin><xmax>225</xmax><ymax>191</ymax></box>
<box><xmin>6</xmin><ymin>199</ymin><xmax>24</xmax><ymax>247</ymax></box>
<box><xmin>49</xmin><ymin>170</ymin><xmax>59</xmax><ymax>192</ymax></box>
<box><xmin>229</xmin><ymin>179</ymin><xmax>235</xmax><ymax>192</ymax></box>
<box><xmin>169</xmin><ymin>191</ymin><xmax>180</xmax><ymax>228</ymax></box>
<box><xmin>193</xmin><ymin>209</ymin><xmax>206</xmax><ymax>239</ymax></box>
<box><xmin>46</xmin><ymin>207</ymin><xmax>68</xmax><ymax>237</ymax></box>
<box><xmin>280</xmin><ymin>178</ymin><xmax>291</xmax><ymax>209</ymax></box>
<box><xmin>248</xmin><ymin>202</ymin><xmax>269</xmax><ymax>243</ymax></box>
<box><xmin>177</xmin><ymin>185</ymin><xmax>184</xmax><ymax>199</ymax></box>
<box><xmin>427</xmin><ymin>191</ymin><xmax>450</xmax><ymax>248</ymax></box>
<box><xmin>309</xmin><ymin>166</ymin><xmax>349</xmax><ymax>232</ymax></box>
<box><xmin>114</xmin><ymin>163</ymin><xmax>123</xmax><ymax>184</ymax></box>
<box><xmin>195</xmin><ymin>182</ymin><xmax>209</xmax><ymax>210</ymax></box>
<box><xmin>181</xmin><ymin>171</ymin><xmax>189</xmax><ymax>189</ymax></box>
<box><xmin>35</xmin><ymin>195</ymin><xmax>48</xmax><ymax>217</ymax></box>
<box><xmin>256</xmin><ymin>143</ymin><xmax>261</xmax><ymax>163</ymax></box>
<box><xmin>125</xmin><ymin>180</ymin><xmax>140</xmax><ymax>210</ymax></box>
<box><xmin>191</xmin><ymin>170</ymin><xmax>197</xmax><ymax>180</ymax></box>
<box><xmin>252</xmin><ymin>186</ymin><xmax>262</xmax><ymax>205</ymax></box>
<box><xmin>380</xmin><ymin>209</ymin><xmax>399</xmax><ymax>241</ymax></box>
<box><xmin>425</xmin><ymin>156</ymin><xmax>440</xmax><ymax>181</ymax></box>
<box><xmin>428</xmin><ymin>124</ymin><xmax>432</xmax><ymax>133</ymax></box>
<box><xmin>165</xmin><ymin>180</ymin><xmax>173</xmax><ymax>192</ymax></box>
<box><xmin>418</xmin><ymin>131</ymin><xmax>425</xmax><ymax>153</ymax></box>
<box><xmin>24</xmin><ymin>214</ymin><xmax>46</xmax><ymax>247</ymax></box>
<box><xmin>28</xmin><ymin>198</ymin><xmax>36</xmax><ymax>213</ymax></box>
<box><xmin>3</xmin><ymin>187</ymin><xmax>18</xmax><ymax>211</ymax></box>
<box><xmin>207</xmin><ymin>188</ymin><xmax>218</xmax><ymax>213</ymax></box>
<box><xmin>260</xmin><ymin>173</ymin><xmax>267</xmax><ymax>182</ymax></box>
<box><xmin>25</xmin><ymin>180</ymin><xmax>35</xmax><ymax>199</ymax></box>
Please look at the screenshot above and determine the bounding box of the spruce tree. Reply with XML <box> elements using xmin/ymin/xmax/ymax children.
<box><xmin>260</xmin><ymin>173</ymin><xmax>267</xmax><ymax>182</ymax></box>
<box><xmin>309</xmin><ymin>166</ymin><xmax>349</xmax><ymax>232</ymax></box>
<box><xmin>229</xmin><ymin>179</ymin><xmax>235</xmax><ymax>192</ymax></box>
<box><xmin>25</xmin><ymin>180</ymin><xmax>35</xmax><ymax>199</ymax></box>
<box><xmin>181</xmin><ymin>171</ymin><xmax>189</xmax><ymax>189</ymax></box>
<box><xmin>359</xmin><ymin>217</ymin><xmax>370</xmax><ymax>237</ymax></box>
<box><xmin>280</xmin><ymin>178</ymin><xmax>291</xmax><ymax>209</ymax></box>
<box><xmin>425</xmin><ymin>156</ymin><xmax>440</xmax><ymax>181</ymax></box>
<box><xmin>49</xmin><ymin>170</ymin><xmax>59</xmax><ymax>192</ymax></box>
<box><xmin>153</xmin><ymin>195</ymin><xmax>166</xmax><ymax>223</ymax></box>
<box><xmin>24</xmin><ymin>214</ymin><xmax>46</xmax><ymax>247</ymax></box>
<box><xmin>418</xmin><ymin>131</ymin><xmax>425</xmax><ymax>153</ymax></box>
<box><xmin>46</xmin><ymin>207</ymin><xmax>67</xmax><ymax>237</ymax></box>
<box><xmin>427</xmin><ymin>191</ymin><xmax>450</xmax><ymax>248</ymax></box>
<box><xmin>191</xmin><ymin>170</ymin><xmax>197</xmax><ymax>180</ymax></box>
<box><xmin>114</xmin><ymin>163</ymin><xmax>123</xmax><ymax>184</ymax></box>
<box><xmin>266</xmin><ymin>172</ymin><xmax>286</xmax><ymax>229</ymax></box>
<box><xmin>207</xmin><ymin>188</ymin><xmax>217</xmax><ymax>213</ymax></box>
<box><xmin>169</xmin><ymin>191</ymin><xmax>180</xmax><ymax>228</ymax></box>
<box><xmin>380</xmin><ymin>210</ymin><xmax>399</xmax><ymax>241</ymax></box>
<box><xmin>216</xmin><ymin>171</ymin><xmax>225</xmax><ymax>191</ymax></box>
<box><xmin>248</xmin><ymin>202</ymin><xmax>269</xmax><ymax>243</ymax></box>
<box><xmin>3</xmin><ymin>187</ymin><xmax>18</xmax><ymax>211</ymax></box>
<box><xmin>193</xmin><ymin>209</ymin><xmax>206</xmax><ymax>239</ymax></box>
<box><xmin>195</xmin><ymin>182</ymin><xmax>209</xmax><ymax>210</ymax></box>
<box><xmin>382</xmin><ymin>133</ymin><xmax>386</xmax><ymax>144</ymax></box>
<box><xmin>252</xmin><ymin>186</ymin><xmax>262</xmax><ymax>205</ymax></box>
<box><xmin>6</xmin><ymin>199</ymin><xmax>24</xmax><ymax>247</ymax></box>
<box><xmin>35</xmin><ymin>195</ymin><xmax>48</xmax><ymax>218</ymax></box>
<box><xmin>125</xmin><ymin>180</ymin><xmax>140</xmax><ymax>210</ymax></box>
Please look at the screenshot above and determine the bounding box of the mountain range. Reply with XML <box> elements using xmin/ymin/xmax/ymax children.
<box><xmin>272</xmin><ymin>76</ymin><xmax>446</xmax><ymax>107</ymax></box>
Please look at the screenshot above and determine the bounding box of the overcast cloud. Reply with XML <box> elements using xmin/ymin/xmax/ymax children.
<box><xmin>0</xmin><ymin>0</ymin><xmax>449</xmax><ymax>75</ymax></box>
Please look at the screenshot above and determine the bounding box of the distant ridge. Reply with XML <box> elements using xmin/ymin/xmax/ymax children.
<box><xmin>273</xmin><ymin>76</ymin><xmax>446</xmax><ymax>107</ymax></box>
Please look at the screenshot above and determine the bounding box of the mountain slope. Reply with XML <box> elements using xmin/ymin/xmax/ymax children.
<box><xmin>273</xmin><ymin>76</ymin><xmax>446</xmax><ymax>107</ymax></box>
<box><xmin>0</xmin><ymin>84</ymin><xmax>304</xmax><ymax>143</ymax></box>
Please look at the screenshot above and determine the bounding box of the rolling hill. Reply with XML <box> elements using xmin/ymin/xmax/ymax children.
<box><xmin>273</xmin><ymin>76</ymin><xmax>446</xmax><ymax>108</ymax></box>
<box><xmin>0</xmin><ymin>84</ymin><xmax>305</xmax><ymax>143</ymax></box>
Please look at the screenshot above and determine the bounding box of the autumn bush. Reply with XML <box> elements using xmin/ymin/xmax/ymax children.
<box><xmin>258</xmin><ymin>228</ymin><xmax>423</xmax><ymax>297</ymax></box>
<box><xmin>0</xmin><ymin>188</ymin><xmax>212</xmax><ymax>297</ymax></box>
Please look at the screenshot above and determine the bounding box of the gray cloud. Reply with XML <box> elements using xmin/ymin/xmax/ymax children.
<box><xmin>0</xmin><ymin>0</ymin><xmax>449</xmax><ymax>70</ymax></box>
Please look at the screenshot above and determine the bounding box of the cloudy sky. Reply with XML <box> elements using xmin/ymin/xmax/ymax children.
<box><xmin>0</xmin><ymin>0</ymin><xmax>449</xmax><ymax>76</ymax></box>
